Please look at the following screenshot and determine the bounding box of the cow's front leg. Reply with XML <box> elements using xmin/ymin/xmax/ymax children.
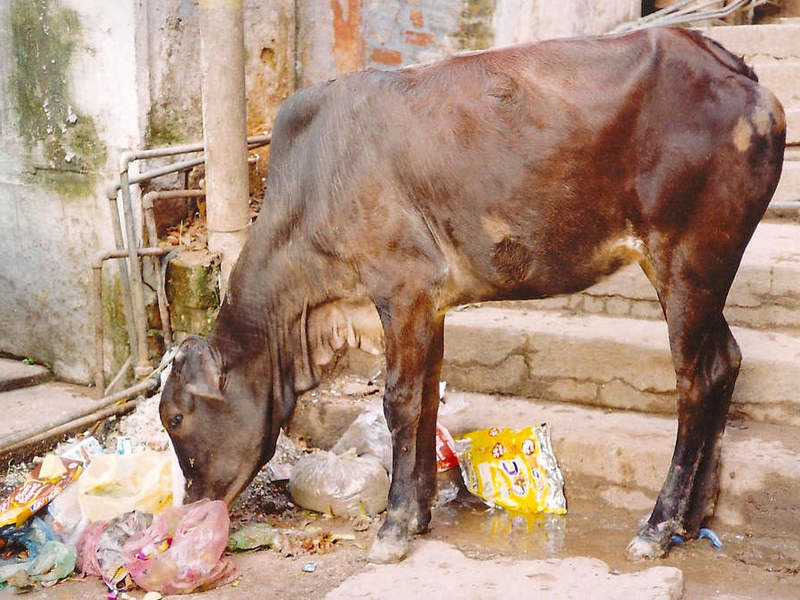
<box><xmin>368</xmin><ymin>298</ymin><xmax>443</xmax><ymax>564</ymax></box>
<box><xmin>411</xmin><ymin>314</ymin><xmax>445</xmax><ymax>535</ymax></box>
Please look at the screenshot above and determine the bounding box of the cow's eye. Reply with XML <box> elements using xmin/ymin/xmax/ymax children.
<box><xmin>167</xmin><ymin>414</ymin><xmax>183</xmax><ymax>430</ymax></box>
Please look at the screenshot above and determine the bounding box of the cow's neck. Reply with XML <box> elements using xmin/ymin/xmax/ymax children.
<box><xmin>207</xmin><ymin>239</ymin><xmax>351</xmax><ymax>419</ymax></box>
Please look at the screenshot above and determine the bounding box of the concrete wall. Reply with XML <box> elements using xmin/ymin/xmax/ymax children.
<box><xmin>0</xmin><ymin>0</ymin><xmax>295</xmax><ymax>383</ymax></box>
<box><xmin>0</xmin><ymin>0</ymin><xmax>139</xmax><ymax>382</ymax></box>
<box><xmin>144</xmin><ymin>0</ymin><xmax>294</xmax><ymax>148</ymax></box>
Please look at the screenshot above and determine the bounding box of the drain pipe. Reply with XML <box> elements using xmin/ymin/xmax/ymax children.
<box><xmin>118</xmin><ymin>166</ymin><xmax>152</xmax><ymax>379</ymax></box>
<box><xmin>199</xmin><ymin>0</ymin><xmax>251</xmax><ymax>294</ymax></box>
<box><xmin>93</xmin><ymin>246</ymin><xmax>174</xmax><ymax>397</ymax></box>
<box><xmin>142</xmin><ymin>189</ymin><xmax>208</xmax><ymax>348</ymax></box>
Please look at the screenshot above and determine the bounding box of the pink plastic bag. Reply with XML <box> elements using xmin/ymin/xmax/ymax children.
<box><xmin>121</xmin><ymin>499</ymin><xmax>239</xmax><ymax>594</ymax></box>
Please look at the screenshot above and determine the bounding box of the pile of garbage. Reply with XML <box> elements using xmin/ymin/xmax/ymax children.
<box><xmin>287</xmin><ymin>393</ymin><xmax>567</xmax><ymax>519</ymax></box>
<box><xmin>0</xmin><ymin>379</ymin><xmax>569</xmax><ymax>596</ymax></box>
<box><xmin>0</xmin><ymin>434</ymin><xmax>238</xmax><ymax>596</ymax></box>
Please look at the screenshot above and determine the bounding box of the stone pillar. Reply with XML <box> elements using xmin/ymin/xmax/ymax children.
<box><xmin>199</xmin><ymin>0</ymin><xmax>250</xmax><ymax>294</ymax></box>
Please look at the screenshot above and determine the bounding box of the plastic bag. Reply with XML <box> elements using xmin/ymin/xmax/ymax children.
<box><xmin>457</xmin><ymin>425</ymin><xmax>567</xmax><ymax>514</ymax></box>
<box><xmin>122</xmin><ymin>499</ymin><xmax>239</xmax><ymax>594</ymax></box>
<box><xmin>78</xmin><ymin>452</ymin><xmax>173</xmax><ymax>523</ymax></box>
<box><xmin>78</xmin><ymin>511</ymin><xmax>153</xmax><ymax>594</ymax></box>
<box><xmin>331</xmin><ymin>400</ymin><xmax>393</xmax><ymax>473</ymax></box>
<box><xmin>289</xmin><ymin>450</ymin><xmax>389</xmax><ymax>517</ymax></box>
<box><xmin>227</xmin><ymin>523</ymin><xmax>281</xmax><ymax>551</ymax></box>
<box><xmin>44</xmin><ymin>482</ymin><xmax>87</xmax><ymax>547</ymax></box>
<box><xmin>0</xmin><ymin>518</ymin><xmax>75</xmax><ymax>592</ymax></box>
<box><xmin>76</xmin><ymin>521</ymin><xmax>106</xmax><ymax>577</ymax></box>
<box><xmin>0</xmin><ymin>516</ymin><xmax>58</xmax><ymax>561</ymax></box>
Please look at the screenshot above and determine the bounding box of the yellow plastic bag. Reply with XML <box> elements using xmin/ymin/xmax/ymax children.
<box><xmin>457</xmin><ymin>425</ymin><xmax>566</xmax><ymax>514</ymax></box>
<box><xmin>78</xmin><ymin>452</ymin><xmax>173</xmax><ymax>522</ymax></box>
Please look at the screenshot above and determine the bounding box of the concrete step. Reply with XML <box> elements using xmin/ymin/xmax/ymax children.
<box><xmin>511</xmin><ymin>221</ymin><xmax>800</xmax><ymax>332</ymax></box>
<box><xmin>0</xmin><ymin>381</ymin><xmax>98</xmax><ymax>446</ymax></box>
<box><xmin>753</xmin><ymin>61</ymin><xmax>800</xmax><ymax>108</ymax></box>
<box><xmin>774</xmin><ymin>160</ymin><xmax>800</xmax><ymax>203</ymax></box>
<box><xmin>0</xmin><ymin>357</ymin><xmax>50</xmax><ymax>392</ymax></box>
<box><xmin>701</xmin><ymin>23</ymin><xmax>800</xmax><ymax>63</ymax></box>
<box><xmin>441</xmin><ymin>307</ymin><xmax>800</xmax><ymax>427</ymax></box>
<box><xmin>787</xmin><ymin>106</ymin><xmax>800</xmax><ymax>145</ymax></box>
<box><xmin>290</xmin><ymin>384</ymin><xmax>800</xmax><ymax>544</ymax></box>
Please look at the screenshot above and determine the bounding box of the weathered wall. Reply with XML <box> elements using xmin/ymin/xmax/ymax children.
<box><xmin>297</xmin><ymin>0</ymin><xmax>640</xmax><ymax>83</ymax></box>
<box><xmin>0</xmin><ymin>0</ymin><xmax>139</xmax><ymax>382</ymax></box>
<box><xmin>144</xmin><ymin>0</ymin><xmax>295</xmax><ymax>148</ymax></box>
<box><xmin>0</xmin><ymin>0</ymin><xmax>295</xmax><ymax>383</ymax></box>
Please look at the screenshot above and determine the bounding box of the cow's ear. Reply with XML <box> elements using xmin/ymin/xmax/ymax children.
<box><xmin>173</xmin><ymin>336</ymin><xmax>204</xmax><ymax>375</ymax></box>
<box><xmin>179</xmin><ymin>337</ymin><xmax>225</xmax><ymax>402</ymax></box>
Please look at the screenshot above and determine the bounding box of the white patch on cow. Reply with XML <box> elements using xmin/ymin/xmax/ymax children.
<box><xmin>757</xmin><ymin>87</ymin><xmax>785</xmax><ymax>136</ymax></box>
<box><xmin>732</xmin><ymin>116</ymin><xmax>753</xmax><ymax>152</ymax></box>
<box><xmin>481</xmin><ymin>215</ymin><xmax>512</xmax><ymax>243</ymax></box>
<box><xmin>168</xmin><ymin>437</ymin><xmax>186</xmax><ymax>506</ymax></box>
<box><xmin>594</xmin><ymin>233</ymin><xmax>647</xmax><ymax>274</ymax></box>
<box><xmin>751</xmin><ymin>101</ymin><xmax>771</xmax><ymax>137</ymax></box>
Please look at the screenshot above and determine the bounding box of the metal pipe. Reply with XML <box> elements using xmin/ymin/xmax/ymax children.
<box><xmin>105</xmin><ymin>355</ymin><xmax>132</xmax><ymax>396</ymax></box>
<box><xmin>119</xmin><ymin>172</ymin><xmax>152</xmax><ymax>379</ymax></box>
<box><xmin>0</xmin><ymin>399</ymin><xmax>138</xmax><ymax>461</ymax></box>
<box><xmin>0</xmin><ymin>377</ymin><xmax>159</xmax><ymax>455</ymax></box>
<box><xmin>93</xmin><ymin>246</ymin><xmax>174</xmax><ymax>396</ymax></box>
<box><xmin>119</xmin><ymin>134</ymin><xmax>270</xmax><ymax>164</ymax></box>
<box><xmin>106</xmin><ymin>136</ymin><xmax>270</xmax><ymax>196</ymax></box>
<box><xmin>106</xmin><ymin>194</ymin><xmax>140</xmax><ymax>371</ymax></box>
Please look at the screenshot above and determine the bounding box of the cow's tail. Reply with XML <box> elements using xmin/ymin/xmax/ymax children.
<box><xmin>684</xmin><ymin>28</ymin><xmax>758</xmax><ymax>82</ymax></box>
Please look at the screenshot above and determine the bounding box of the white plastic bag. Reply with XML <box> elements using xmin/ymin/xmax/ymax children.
<box><xmin>331</xmin><ymin>400</ymin><xmax>393</xmax><ymax>474</ymax></box>
<box><xmin>289</xmin><ymin>450</ymin><xmax>389</xmax><ymax>517</ymax></box>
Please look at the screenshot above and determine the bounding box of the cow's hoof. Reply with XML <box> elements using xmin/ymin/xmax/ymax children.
<box><xmin>625</xmin><ymin>535</ymin><xmax>665</xmax><ymax>562</ymax></box>
<box><xmin>368</xmin><ymin>535</ymin><xmax>409</xmax><ymax>564</ymax></box>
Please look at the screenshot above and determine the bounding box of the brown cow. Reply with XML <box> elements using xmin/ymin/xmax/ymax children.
<box><xmin>160</xmin><ymin>27</ymin><xmax>785</xmax><ymax>563</ymax></box>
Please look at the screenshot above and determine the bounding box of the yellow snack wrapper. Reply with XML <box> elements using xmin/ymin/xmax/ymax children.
<box><xmin>0</xmin><ymin>456</ymin><xmax>83</xmax><ymax>527</ymax></box>
<box><xmin>457</xmin><ymin>425</ymin><xmax>566</xmax><ymax>514</ymax></box>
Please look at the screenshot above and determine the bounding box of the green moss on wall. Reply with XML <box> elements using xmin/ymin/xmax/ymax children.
<box><xmin>145</xmin><ymin>109</ymin><xmax>190</xmax><ymax>148</ymax></box>
<box><xmin>455</xmin><ymin>0</ymin><xmax>496</xmax><ymax>51</ymax></box>
<box><xmin>102</xmin><ymin>277</ymin><xmax>130</xmax><ymax>372</ymax></box>
<box><xmin>9</xmin><ymin>0</ymin><xmax>106</xmax><ymax>197</ymax></box>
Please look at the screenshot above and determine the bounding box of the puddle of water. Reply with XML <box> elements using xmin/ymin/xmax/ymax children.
<box><xmin>426</xmin><ymin>494</ymin><xmax>800</xmax><ymax>600</ymax></box>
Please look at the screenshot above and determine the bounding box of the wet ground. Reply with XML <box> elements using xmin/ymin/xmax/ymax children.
<box><xmin>12</xmin><ymin>477</ymin><xmax>798</xmax><ymax>599</ymax></box>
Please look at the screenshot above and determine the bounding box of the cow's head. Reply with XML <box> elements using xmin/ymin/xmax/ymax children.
<box><xmin>160</xmin><ymin>335</ymin><xmax>280</xmax><ymax>505</ymax></box>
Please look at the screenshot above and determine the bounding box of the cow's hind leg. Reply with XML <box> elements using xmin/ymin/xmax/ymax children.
<box><xmin>627</xmin><ymin>277</ymin><xmax>742</xmax><ymax>560</ymax></box>
<box><xmin>368</xmin><ymin>294</ymin><xmax>445</xmax><ymax>564</ymax></box>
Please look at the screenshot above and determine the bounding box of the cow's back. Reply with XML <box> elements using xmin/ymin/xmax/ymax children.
<box><xmin>259</xmin><ymin>27</ymin><xmax>785</xmax><ymax>307</ymax></box>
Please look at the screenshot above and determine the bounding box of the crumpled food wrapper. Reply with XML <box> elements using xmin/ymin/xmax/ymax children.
<box><xmin>456</xmin><ymin>425</ymin><xmax>566</xmax><ymax>514</ymax></box>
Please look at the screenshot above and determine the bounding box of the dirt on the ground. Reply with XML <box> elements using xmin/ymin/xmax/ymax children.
<box><xmin>3</xmin><ymin>376</ymin><xmax>799</xmax><ymax>599</ymax></box>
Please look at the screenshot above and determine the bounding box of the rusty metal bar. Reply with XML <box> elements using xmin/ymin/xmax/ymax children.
<box><xmin>92</xmin><ymin>246</ymin><xmax>174</xmax><ymax>396</ymax></box>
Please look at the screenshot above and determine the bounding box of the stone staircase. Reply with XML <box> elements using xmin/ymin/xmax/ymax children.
<box><xmin>0</xmin><ymin>357</ymin><xmax>97</xmax><ymax>462</ymax></box>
